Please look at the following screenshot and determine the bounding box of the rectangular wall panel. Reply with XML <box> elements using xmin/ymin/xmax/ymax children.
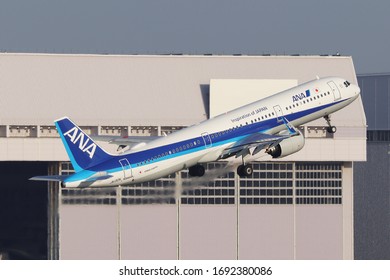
<box><xmin>120</xmin><ymin>205</ymin><xmax>177</xmax><ymax>260</ymax></box>
<box><xmin>239</xmin><ymin>206</ymin><xmax>294</xmax><ymax>259</ymax></box>
<box><xmin>295</xmin><ymin>205</ymin><xmax>343</xmax><ymax>259</ymax></box>
<box><xmin>60</xmin><ymin>205</ymin><xmax>118</xmax><ymax>260</ymax></box>
<box><xmin>179</xmin><ymin>205</ymin><xmax>237</xmax><ymax>260</ymax></box>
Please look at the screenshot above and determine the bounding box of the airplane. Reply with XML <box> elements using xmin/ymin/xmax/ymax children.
<box><xmin>30</xmin><ymin>77</ymin><xmax>360</xmax><ymax>188</ymax></box>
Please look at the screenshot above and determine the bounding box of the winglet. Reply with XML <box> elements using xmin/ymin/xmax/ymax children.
<box><xmin>281</xmin><ymin>117</ymin><xmax>299</xmax><ymax>135</ymax></box>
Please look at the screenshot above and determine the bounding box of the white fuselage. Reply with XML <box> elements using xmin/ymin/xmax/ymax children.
<box><xmin>64</xmin><ymin>77</ymin><xmax>360</xmax><ymax>187</ymax></box>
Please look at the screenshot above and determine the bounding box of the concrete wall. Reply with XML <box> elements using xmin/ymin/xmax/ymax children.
<box><xmin>0</xmin><ymin>53</ymin><xmax>363</xmax><ymax>127</ymax></box>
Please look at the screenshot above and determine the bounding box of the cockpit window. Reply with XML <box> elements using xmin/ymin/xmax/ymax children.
<box><xmin>344</xmin><ymin>81</ymin><xmax>351</xmax><ymax>87</ymax></box>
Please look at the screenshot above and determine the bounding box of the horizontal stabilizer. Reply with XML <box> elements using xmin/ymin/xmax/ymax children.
<box><xmin>29</xmin><ymin>175</ymin><xmax>70</xmax><ymax>182</ymax></box>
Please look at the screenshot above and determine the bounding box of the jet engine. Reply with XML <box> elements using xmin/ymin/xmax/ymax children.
<box><xmin>267</xmin><ymin>132</ymin><xmax>305</xmax><ymax>158</ymax></box>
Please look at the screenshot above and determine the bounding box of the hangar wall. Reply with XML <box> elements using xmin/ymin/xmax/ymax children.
<box><xmin>58</xmin><ymin>161</ymin><xmax>352</xmax><ymax>260</ymax></box>
<box><xmin>0</xmin><ymin>53</ymin><xmax>366</xmax><ymax>260</ymax></box>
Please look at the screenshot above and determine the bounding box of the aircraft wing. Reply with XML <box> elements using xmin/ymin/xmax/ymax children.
<box><xmin>220</xmin><ymin>117</ymin><xmax>300</xmax><ymax>159</ymax></box>
<box><xmin>91</xmin><ymin>135</ymin><xmax>161</xmax><ymax>146</ymax></box>
<box><xmin>220</xmin><ymin>132</ymin><xmax>292</xmax><ymax>159</ymax></box>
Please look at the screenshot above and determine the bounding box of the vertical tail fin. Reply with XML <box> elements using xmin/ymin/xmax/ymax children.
<box><xmin>55</xmin><ymin>117</ymin><xmax>112</xmax><ymax>172</ymax></box>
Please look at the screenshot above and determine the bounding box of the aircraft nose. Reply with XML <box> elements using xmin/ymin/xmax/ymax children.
<box><xmin>355</xmin><ymin>84</ymin><xmax>361</xmax><ymax>95</ymax></box>
<box><xmin>351</xmin><ymin>84</ymin><xmax>360</xmax><ymax>96</ymax></box>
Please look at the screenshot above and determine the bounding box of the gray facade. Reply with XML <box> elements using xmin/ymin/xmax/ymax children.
<box><xmin>358</xmin><ymin>74</ymin><xmax>390</xmax><ymax>130</ymax></box>
<box><xmin>354</xmin><ymin>74</ymin><xmax>390</xmax><ymax>259</ymax></box>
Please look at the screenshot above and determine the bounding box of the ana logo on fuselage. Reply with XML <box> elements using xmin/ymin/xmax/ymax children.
<box><xmin>63</xmin><ymin>127</ymin><xmax>96</xmax><ymax>159</ymax></box>
<box><xmin>292</xmin><ymin>89</ymin><xmax>311</xmax><ymax>102</ymax></box>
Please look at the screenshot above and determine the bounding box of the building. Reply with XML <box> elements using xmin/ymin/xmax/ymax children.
<box><xmin>355</xmin><ymin>73</ymin><xmax>390</xmax><ymax>259</ymax></box>
<box><xmin>0</xmin><ymin>53</ymin><xmax>366</xmax><ymax>259</ymax></box>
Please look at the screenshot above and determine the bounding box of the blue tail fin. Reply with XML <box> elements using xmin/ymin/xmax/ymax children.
<box><xmin>55</xmin><ymin>117</ymin><xmax>112</xmax><ymax>172</ymax></box>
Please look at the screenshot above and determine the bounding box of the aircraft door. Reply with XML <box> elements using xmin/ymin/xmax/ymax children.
<box><xmin>328</xmin><ymin>81</ymin><xmax>341</xmax><ymax>101</ymax></box>
<box><xmin>201</xmin><ymin>132</ymin><xmax>212</xmax><ymax>148</ymax></box>
<box><xmin>119</xmin><ymin>158</ymin><xmax>132</xmax><ymax>179</ymax></box>
<box><xmin>273</xmin><ymin>105</ymin><xmax>284</xmax><ymax>122</ymax></box>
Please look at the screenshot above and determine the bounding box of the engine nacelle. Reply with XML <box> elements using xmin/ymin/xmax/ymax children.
<box><xmin>267</xmin><ymin>133</ymin><xmax>305</xmax><ymax>158</ymax></box>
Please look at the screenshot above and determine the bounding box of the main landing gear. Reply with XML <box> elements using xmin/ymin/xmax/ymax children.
<box><xmin>189</xmin><ymin>164</ymin><xmax>205</xmax><ymax>177</ymax></box>
<box><xmin>324</xmin><ymin>115</ymin><xmax>337</xmax><ymax>134</ymax></box>
<box><xmin>237</xmin><ymin>164</ymin><xmax>253</xmax><ymax>177</ymax></box>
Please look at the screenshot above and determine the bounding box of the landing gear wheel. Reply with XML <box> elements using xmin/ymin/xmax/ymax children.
<box><xmin>188</xmin><ymin>165</ymin><xmax>205</xmax><ymax>177</ymax></box>
<box><xmin>326</xmin><ymin>126</ymin><xmax>337</xmax><ymax>134</ymax></box>
<box><xmin>237</xmin><ymin>164</ymin><xmax>253</xmax><ymax>177</ymax></box>
<box><xmin>324</xmin><ymin>115</ymin><xmax>337</xmax><ymax>134</ymax></box>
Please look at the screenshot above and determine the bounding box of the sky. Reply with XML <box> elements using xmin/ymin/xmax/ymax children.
<box><xmin>0</xmin><ymin>0</ymin><xmax>390</xmax><ymax>74</ymax></box>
